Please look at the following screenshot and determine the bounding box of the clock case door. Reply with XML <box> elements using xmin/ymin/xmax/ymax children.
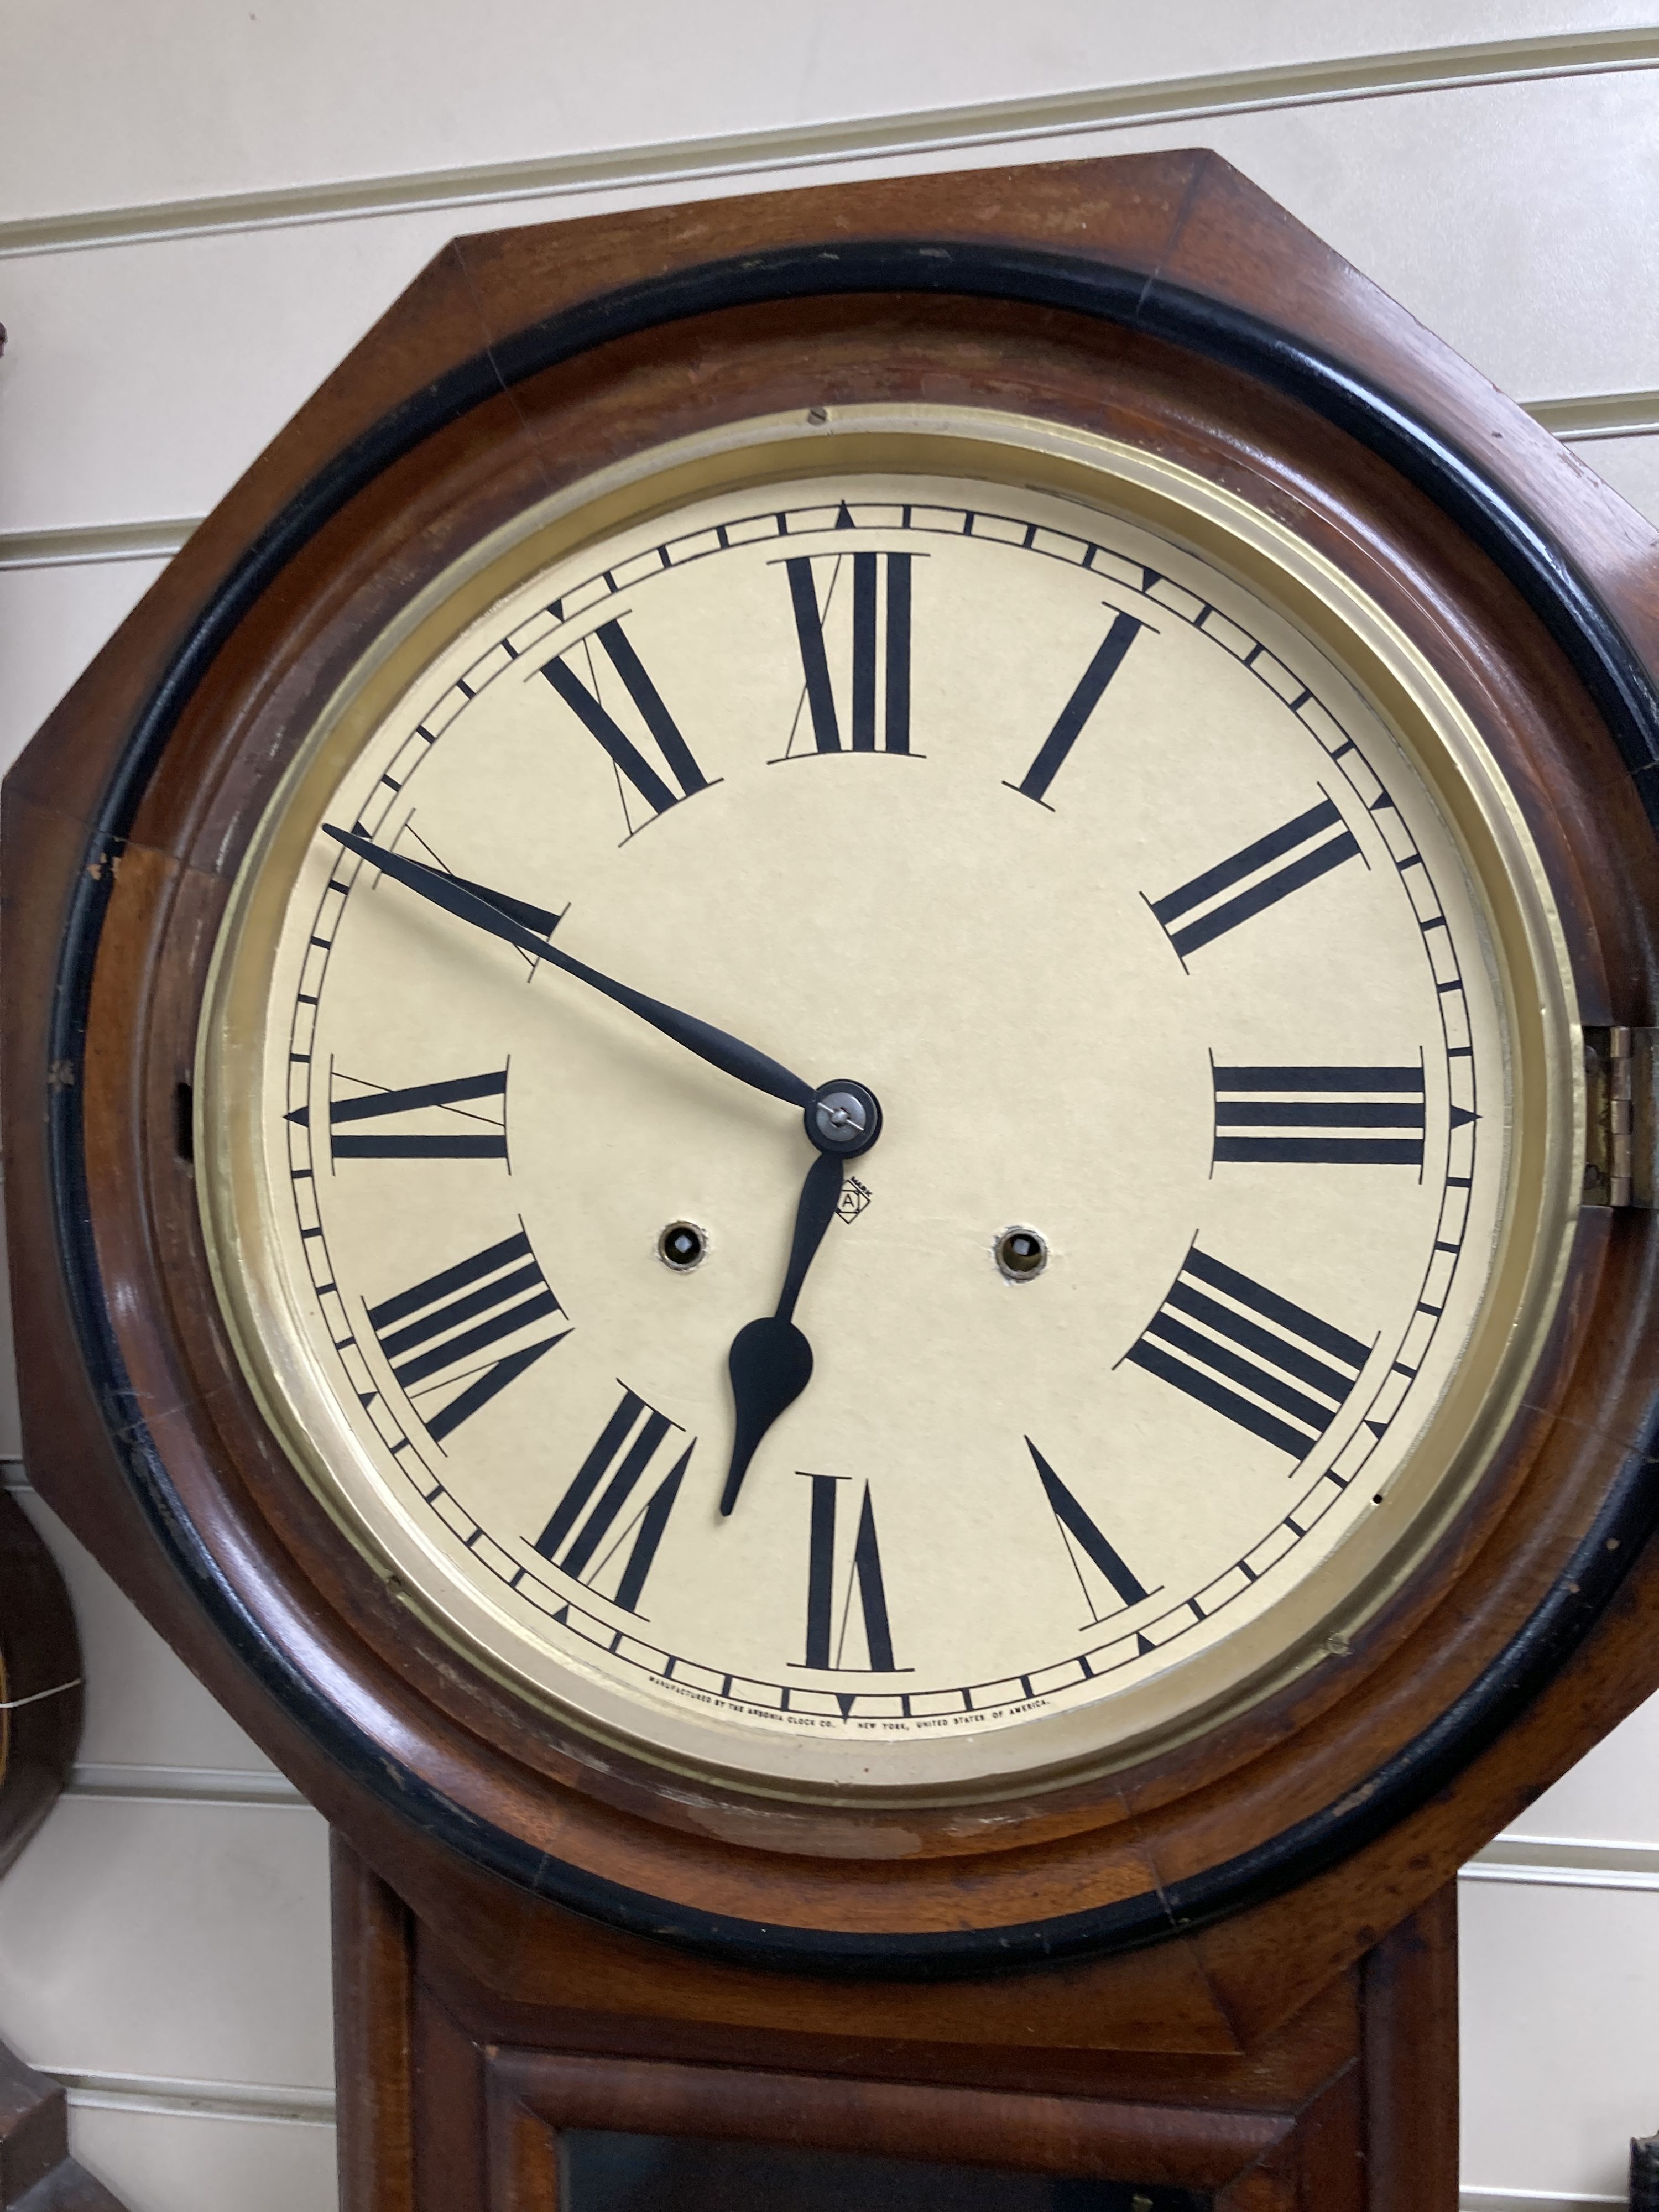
<box><xmin>8</xmin><ymin>148</ymin><xmax>1659</xmax><ymax>2058</ymax></box>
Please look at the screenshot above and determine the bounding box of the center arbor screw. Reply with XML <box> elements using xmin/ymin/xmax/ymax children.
<box><xmin>806</xmin><ymin>1078</ymin><xmax>883</xmax><ymax>1159</ymax></box>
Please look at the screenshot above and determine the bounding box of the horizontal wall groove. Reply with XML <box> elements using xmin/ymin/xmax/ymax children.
<box><xmin>67</xmin><ymin>1762</ymin><xmax>307</xmax><ymax>1807</ymax></box>
<box><xmin>1526</xmin><ymin>389</ymin><xmax>1659</xmax><ymax>442</ymax></box>
<box><xmin>1460</xmin><ymin>2193</ymin><xmax>1625</xmax><ymax>2210</ymax></box>
<box><xmin>1</xmin><ymin>27</ymin><xmax>1656</xmax><ymax>259</ymax></box>
<box><xmin>52</xmin><ymin>2070</ymin><xmax>335</xmax><ymax>2125</ymax></box>
<box><xmin>2</xmin><ymin>393</ymin><xmax>1651</xmax><ymax>576</ymax></box>
<box><xmin>0</xmin><ymin>518</ymin><xmax>199</xmax><ymax>571</ymax></box>
<box><xmin>1463</xmin><ymin>1833</ymin><xmax>1659</xmax><ymax>1892</ymax></box>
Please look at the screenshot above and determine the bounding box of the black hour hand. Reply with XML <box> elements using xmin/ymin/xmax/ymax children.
<box><xmin>721</xmin><ymin>1150</ymin><xmax>844</xmax><ymax>1516</ymax></box>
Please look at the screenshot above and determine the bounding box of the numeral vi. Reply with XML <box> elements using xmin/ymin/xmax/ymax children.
<box><xmin>801</xmin><ymin>1473</ymin><xmax>900</xmax><ymax>1673</ymax></box>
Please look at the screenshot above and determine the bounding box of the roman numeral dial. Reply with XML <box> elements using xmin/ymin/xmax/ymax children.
<box><xmin>238</xmin><ymin>460</ymin><xmax>1519</xmax><ymax>1785</ymax></box>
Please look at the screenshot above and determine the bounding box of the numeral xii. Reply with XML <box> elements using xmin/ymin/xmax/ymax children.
<box><xmin>784</xmin><ymin>549</ymin><xmax>913</xmax><ymax>754</ymax></box>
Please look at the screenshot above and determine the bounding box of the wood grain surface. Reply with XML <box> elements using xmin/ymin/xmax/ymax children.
<box><xmin>337</xmin><ymin>1836</ymin><xmax>1453</xmax><ymax>2210</ymax></box>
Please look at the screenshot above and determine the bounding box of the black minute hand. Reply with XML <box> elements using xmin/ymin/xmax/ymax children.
<box><xmin>323</xmin><ymin>827</ymin><xmax>815</xmax><ymax>1111</ymax></box>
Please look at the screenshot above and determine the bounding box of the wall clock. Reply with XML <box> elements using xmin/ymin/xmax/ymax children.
<box><xmin>11</xmin><ymin>150</ymin><xmax>1659</xmax><ymax>2209</ymax></box>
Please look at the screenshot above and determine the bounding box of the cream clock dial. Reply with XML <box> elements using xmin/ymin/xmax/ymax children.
<box><xmin>200</xmin><ymin>412</ymin><xmax>1578</xmax><ymax>1799</ymax></box>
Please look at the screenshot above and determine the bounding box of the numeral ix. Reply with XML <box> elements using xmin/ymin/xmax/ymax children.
<box><xmin>296</xmin><ymin>1068</ymin><xmax>509</xmax><ymax>1161</ymax></box>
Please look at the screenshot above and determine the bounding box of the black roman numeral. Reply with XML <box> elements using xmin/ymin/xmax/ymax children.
<box><xmin>1026</xmin><ymin>1439</ymin><xmax>1156</xmax><ymax>1627</ymax></box>
<box><xmin>367</xmin><ymin>1229</ymin><xmax>567</xmax><ymax>1443</ymax></box>
<box><xmin>1150</xmin><ymin>796</ymin><xmax>1361</xmax><ymax>959</ymax></box>
<box><xmin>531</xmin><ymin>1387</ymin><xmax>691</xmax><ymax>1615</ymax></box>
<box><xmin>802</xmin><ymin>1474</ymin><xmax>897</xmax><ymax>1672</ymax></box>
<box><xmin>1005</xmin><ymin>609</ymin><xmax>1146</xmax><ymax>806</ymax></box>
<box><xmin>783</xmin><ymin>550</ymin><xmax>913</xmax><ymax>754</ymax></box>
<box><xmin>1212</xmin><ymin>1065</ymin><xmax>1426</xmax><ymax>1166</ymax></box>
<box><xmin>293</xmin><ymin>1069</ymin><xmax>509</xmax><ymax>1161</ymax></box>
<box><xmin>1124</xmin><ymin>1246</ymin><xmax>1370</xmax><ymax>1461</ymax></box>
<box><xmin>542</xmin><ymin>619</ymin><xmax>710</xmax><ymax>830</ymax></box>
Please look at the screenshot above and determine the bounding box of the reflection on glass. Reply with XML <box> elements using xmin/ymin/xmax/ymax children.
<box><xmin>560</xmin><ymin>2130</ymin><xmax>1213</xmax><ymax>2211</ymax></box>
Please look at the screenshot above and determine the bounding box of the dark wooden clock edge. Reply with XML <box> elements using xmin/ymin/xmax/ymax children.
<box><xmin>18</xmin><ymin>226</ymin><xmax>1659</xmax><ymax>1977</ymax></box>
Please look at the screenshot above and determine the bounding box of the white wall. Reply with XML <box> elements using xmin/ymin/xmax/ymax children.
<box><xmin>4</xmin><ymin>7</ymin><xmax>1659</xmax><ymax>2206</ymax></box>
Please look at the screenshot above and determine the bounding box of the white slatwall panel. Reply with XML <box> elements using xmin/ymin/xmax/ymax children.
<box><xmin>4</xmin><ymin>12</ymin><xmax>1658</xmax><ymax>2207</ymax></box>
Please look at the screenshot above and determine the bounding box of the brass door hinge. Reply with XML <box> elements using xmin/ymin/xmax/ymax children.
<box><xmin>1584</xmin><ymin>1026</ymin><xmax>1658</xmax><ymax>1208</ymax></box>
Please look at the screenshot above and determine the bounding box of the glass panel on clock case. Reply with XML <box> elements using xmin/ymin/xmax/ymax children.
<box><xmin>558</xmin><ymin>2130</ymin><xmax>1212</xmax><ymax>2210</ymax></box>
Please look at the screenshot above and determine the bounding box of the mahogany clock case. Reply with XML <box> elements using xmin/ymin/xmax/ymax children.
<box><xmin>10</xmin><ymin>153</ymin><xmax>1659</xmax><ymax>1987</ymax></box>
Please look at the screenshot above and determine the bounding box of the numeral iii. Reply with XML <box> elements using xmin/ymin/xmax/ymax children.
<box><xmin>1212</xmin><ymin>1065</ymin><xmax>1426</xmax><ymax>1167</ymax></box>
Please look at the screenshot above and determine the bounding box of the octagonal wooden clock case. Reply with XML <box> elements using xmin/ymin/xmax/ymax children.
<box><xmin>10</xmin><ymin>150</ymin><xmax>1659</xmax><ymax>2210</ymax></box>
